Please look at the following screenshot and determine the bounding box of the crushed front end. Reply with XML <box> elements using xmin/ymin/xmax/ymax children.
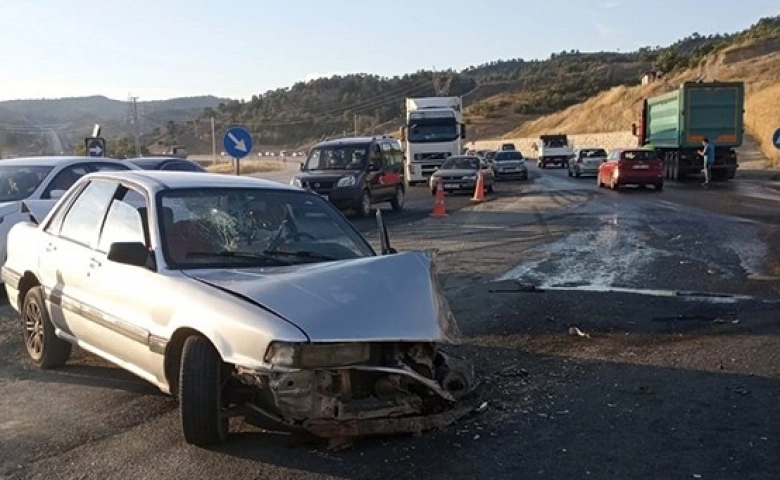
<box><xmin>236</xmin><ymin>342</ymin><xmax>476</xmax><ymax>438</ymax></box>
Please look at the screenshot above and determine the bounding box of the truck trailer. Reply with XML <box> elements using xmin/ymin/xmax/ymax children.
<box><xmin>400</xmin><ymin>97</ymin><xmax>466</xmax><ymax>185</ymax></box>
<box><xmin>632</xmin><ymin>81</ymin><xmax>744</xmax><ymax>181</ymax></box>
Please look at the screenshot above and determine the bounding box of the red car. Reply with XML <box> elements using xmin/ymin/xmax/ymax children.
<box><xmin>597</xmin><ymin>148</ymin><xmax>663</xmax><ymax>191</ymax></box>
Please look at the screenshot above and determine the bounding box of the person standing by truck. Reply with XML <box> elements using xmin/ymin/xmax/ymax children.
<box><xmin>698</xmin><ymin>138</ymin><xmax>714</xmax><ymax>186</ymax></box>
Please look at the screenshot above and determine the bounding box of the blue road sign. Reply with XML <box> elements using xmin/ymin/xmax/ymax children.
<box><xmin>772</xmin><ymin>128</ymin><xmax>780</xmax><ymax>151</ymax></box>
<box><xmin>223</xmin><ymin>127</ymin><xmax>253</xmax><ymax>159</ymax></box>
<box><xmin>85</xmin><ymin>137</ymin><xmax>106</xmax><ymax>157</ymax></box>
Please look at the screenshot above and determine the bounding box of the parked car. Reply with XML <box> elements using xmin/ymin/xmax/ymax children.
<box><xmin>126</xmin><ymin>156</ymin><xmax>207</xmax><ymax>172</ymax></box>
<box><xmin>429</xmin><ymin>155</ymin><xmax>495</xmax><ymax>195</ymax></box>
<box><xmin>2</xmin><ymin>170</ymin><xmax>474</xmax><ymax>447</ymax></box>
<box><xmin>0</xmin><ymin>156</ymin><xmax>136</xmax><ymax>268</ymax></box>
<box><xmin>597</xmin><ymin>148</ymin><xmax>664</xmax><ymax>191</ymax></box>
<box><xmin>500</xmin><ymin>143</ymin><xmax>516</xmax><ymax>151</ymax></box>
<box><xmin>484</xmin><ymin>150</ymin><xmax>497</xmax><ymax>162</ymax></box>
<box><xmin>490</xmin><ymin>150</ymin><xmax>528</xmax><ymax>180</ymax></box>
<box><xmin>290</xmin><ymin>136</ymin><xmax>405</xmax><ymax>217</ymax></box>
<box><xmin>568</xmin><ymin>148</ymin><xmax>608</xmax><ymax>178</ymax></box>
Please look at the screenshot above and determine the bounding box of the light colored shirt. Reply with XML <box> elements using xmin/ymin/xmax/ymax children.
<box><xmin>702</xmin><ymin>143</ymin><xmax>715</xmax><ymax>165</ymax></box>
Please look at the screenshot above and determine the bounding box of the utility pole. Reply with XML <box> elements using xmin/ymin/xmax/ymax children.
<box><xmin>210</xmin><ymin>117</ymin><xmax>217</xmax><ymax>165</ymax></box>
<box><xmin>129</xmin><ymin>95</ymin><xmax>141</xmax><ymax>157</ymax></box>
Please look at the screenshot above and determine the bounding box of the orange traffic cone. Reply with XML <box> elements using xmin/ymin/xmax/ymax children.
<box><xmin>430</xmin><ymin>177</ymin><xmax>448</xmax><ymax>218</ymax></box>
<box><xmin>471</xmin><ymin>169</ymin><xmax>485</xmax><ymax>203</ymax></box>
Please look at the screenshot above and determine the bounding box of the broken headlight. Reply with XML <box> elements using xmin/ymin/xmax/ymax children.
<box><xmin>264</xmin><ymin>342</ymin><xmax>370</xmax><ymax>368</ymax></box>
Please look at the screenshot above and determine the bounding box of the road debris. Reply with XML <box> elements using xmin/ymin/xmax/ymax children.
<box><xmin>568</xmin><ymin>327</ymin><xmax>591</xmax><ymax>338</ymax></box>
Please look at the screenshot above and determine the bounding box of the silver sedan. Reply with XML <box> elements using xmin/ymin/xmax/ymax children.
<box><xmin>2</xmin><ymin>170</ymin><xmax>475</xmax><ymax>447</ymax></box>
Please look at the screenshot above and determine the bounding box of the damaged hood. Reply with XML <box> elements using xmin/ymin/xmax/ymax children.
<box><xmin>187</xmin><ymin>251</ymin><xmax>460</xmax><ymax>343</ymax></box>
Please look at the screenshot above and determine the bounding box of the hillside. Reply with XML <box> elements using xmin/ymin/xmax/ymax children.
<box><xmin>503</xmin><ymin>36</ymin><xmax>780</xmax><ymax>166</ymax></box>
<box><xmin>0</xmin><ymin>95</ymin><xmax>226</xmax><ymax>156</ymax></box>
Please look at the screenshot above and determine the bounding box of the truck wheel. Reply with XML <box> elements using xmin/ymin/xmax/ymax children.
<box><xmin>22</xmin><ymin>286</ymin><xmax>71</xmax><ymax>369</ymax></box>
<box><xmin>179</xmin><ymin>335</ymin><xmax>229</xmax><ymax>447</ymax></box>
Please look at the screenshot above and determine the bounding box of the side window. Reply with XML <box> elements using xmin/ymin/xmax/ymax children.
<box><xmin>58</xmin><ymin>180</ymin><xmax>118</xmax><ymax>246</ymax></box>
<box><xmin>97</xmin><ymin>187</ymin><xmax>148</xmax><ymax>253</ymax></box>
<box><xmin>92</xmin><ymin>162</ymin><xmax>131</xmax><ymax>172</ymax></box>
<box><xmin>43</xmin><ymin>165</ymin><xmax>91</xmax><ymax>199</ymax></box>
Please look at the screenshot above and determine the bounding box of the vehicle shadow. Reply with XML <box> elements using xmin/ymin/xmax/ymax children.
<box><xmin>189</xmin><ymin>341</ymin><xmax>780</xmax><ymax>480</ymax></box>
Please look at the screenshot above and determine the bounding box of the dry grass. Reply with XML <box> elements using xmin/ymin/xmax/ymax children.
<box><xmin>206</xmin><ymin>160</ymin><xmax>286</xmax><ymax>174</ymax></box>
<box><xmin>502</xmin><ymin>40</ymin><xmax>780</xmax><ymax>167</ymax></box>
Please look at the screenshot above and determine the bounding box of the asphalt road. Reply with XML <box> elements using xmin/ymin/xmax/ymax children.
<box><xmin>1</xmin><ymin>164</ymin><xmax>779</xmax><ymax>480</ymax></box>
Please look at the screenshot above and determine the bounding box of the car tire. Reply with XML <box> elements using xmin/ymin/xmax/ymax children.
<box><xmin>390</xmin><ymin>186</ymin><xmax>405</xmax><ymax>211</ymax></box>
<box><xmin>655</xmin><ymin>182</ymin><xmax>664</xmax><ymax>192</ymax></box>
<box><xmin>179</xmin><ymin>335</ymin><xmax>229</xmax><ymax>447</ymax></box>
<box><xmin>22</xmin><ymin>286</ymin><xmax>71</xmax><ymax>369</ymax></box>
<box><xmin>567</xmin><ymin>168</ymin><xmax>572</xmax><ymax>177</ymax></box>
<box><xmin>356</xmin><ymin>190</ymin><xmax>372</xmax><ymax>217</ymax></box>
<box><xmin>575</xmin><ymin>168</ymin><xmax>581</xmax><ymax>178</ymax></box>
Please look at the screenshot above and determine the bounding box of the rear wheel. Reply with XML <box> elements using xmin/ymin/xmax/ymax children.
<box><xmin>390</xmin><ymin>186</ymin><xmax>405</xmax><ymax>211</ymax></box>
<box><xmin>179</xmin><ymin>336</ymin><xmax>229</xmax><ymax>447</ymax></box>
<box><xmin>22</xmin><ymin>286</ymin><xmax>71</xmax><ymax>369</ymax></box>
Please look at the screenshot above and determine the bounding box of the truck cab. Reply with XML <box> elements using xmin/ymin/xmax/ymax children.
<box><xmin>400</xmin><ymin>97</ymin><xmax>466</xmax><ymax>186</ymax></box>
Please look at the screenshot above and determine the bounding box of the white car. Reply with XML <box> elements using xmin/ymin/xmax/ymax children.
<box><xmin>0</xmin><ymin>156</ymin><xmax>135</xmax><ymax>267</ymax></box>
<box><xmin>2</xmin><ymin>170</ymin><xmax>474</xmax><ymax>447</ymax></box>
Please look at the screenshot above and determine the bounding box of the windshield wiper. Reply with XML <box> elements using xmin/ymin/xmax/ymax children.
<box><xmin>186</xmin><ymin>251</ymin><xmax>293</xmax><ymax>266</ymax></box>
<box><xmin>263</xmin><ymin>250</ymin><xmax>337</xmax><ymax>262</ymax></box>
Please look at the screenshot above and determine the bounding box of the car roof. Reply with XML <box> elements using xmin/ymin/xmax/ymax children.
<box><xmin>83</xmin><ymin>170</ymin><xmax>301</xmax><ymax>193</ymax></box>
<box><xmin>127</xmin><ymin>157</ymin><xmax>200</xmax><ymax>167</ymax></box>
<box><xmin>0</xmin><ymin>156</ymin><xmax>125</xmax><ymax>167</ymax></box>
<box><xmin>313</xmin><ymin>136</ymin><xmax>397</xmax><ymax>149</ymax></box>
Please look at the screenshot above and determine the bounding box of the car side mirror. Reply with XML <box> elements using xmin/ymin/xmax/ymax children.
<box><xmin>49</xmin><ymin>189</ymin><xmax>66</xmax><ymax>200</ymax></box>
<box><xmin>107</xmin><ymin>242</ymin><xmax>150</xmax><ymax>268</ymax></box>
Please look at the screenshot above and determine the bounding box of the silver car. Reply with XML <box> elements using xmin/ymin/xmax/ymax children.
<box><xmin>2</xmin><ymin>170</ymin><xmax>474</xmax><ymax>447</ymax></box>
<box><xmin>0</xmin><ymin>156</ymin><xmax>136</xmax><ymax>272</ymax></box>
<box><xmin>429</xmin><ymin>155</ymin><xmax>495</xmax><ymax>195</ymax></box>
<box><xmin>568</xmin><ymin>148</ymin><xmax>608</xmax><ymax>177</ymax></box>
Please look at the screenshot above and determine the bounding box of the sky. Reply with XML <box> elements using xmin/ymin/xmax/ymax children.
<box><xmin>0</xmin><ymin>0</ymin><xmax>778</xmax><ymax>102</ymax></box>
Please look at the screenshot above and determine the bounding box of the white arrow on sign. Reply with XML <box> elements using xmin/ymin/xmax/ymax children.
<box><xmin>89</xmin><ymin>145</ymin><xmax>103</xmax><ymax>155</ymax></box>
<box><xmin>227</xmin><ymin>132</ymin><xmax>247</xmax><ymax>153</ymax></box>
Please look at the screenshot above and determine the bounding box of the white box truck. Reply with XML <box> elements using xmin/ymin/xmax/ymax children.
<box><xmin>400</xmin><ymin>97</ymin><xmax>466</xmax><ymax>185</ymax></box>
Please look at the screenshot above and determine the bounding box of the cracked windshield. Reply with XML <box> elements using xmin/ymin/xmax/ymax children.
<box><xmin>1</xmin><ymin>1</ymin><xmax>780</xmax><ymax>479</ymax></box>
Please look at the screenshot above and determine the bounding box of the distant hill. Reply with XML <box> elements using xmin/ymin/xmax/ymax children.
<box><xmin>0</xmin><ymin>95</ymin><xmax>227</xmax><ymax>156</ymax></box>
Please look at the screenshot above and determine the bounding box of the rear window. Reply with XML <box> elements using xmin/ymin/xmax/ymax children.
<box><xmin>494</xmin><ymin>151</ymin><xmax>523</xmax><ymax>161</ymax></box>
<box><xmin>621</xmin><ymin>150</ymin><xmax>658</xmax><ymax>161</ymax></box>
<box><xmin>581</xmin><ymin>149</ymin><xmax>607</xmax><ymax>158</ymax></box>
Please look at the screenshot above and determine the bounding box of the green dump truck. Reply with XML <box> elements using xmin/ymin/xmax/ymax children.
<box><xmin>632</xmin><ymin>81</ymin><xmax>744</xmax><ymax>181</ymax></box>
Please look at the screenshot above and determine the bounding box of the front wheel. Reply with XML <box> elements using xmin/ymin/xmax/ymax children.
<box><xmin>390</xmin><ymin>186</ymin><xmax>405</xmax><ymax>211</ymax></box>
<box><xmin>22</xmin><ymin>286</ymin><xmax>71</xmax><ymax>369</ymax></box>
<box><xmin>179</xmin><ymin>336</ymin><xmax>229</xmax><ymax>447</ymax></box>
<box><xmin>356</xmin><ymin>190</ymin><xmax>372</xmax><ymax>217</ymax></box>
